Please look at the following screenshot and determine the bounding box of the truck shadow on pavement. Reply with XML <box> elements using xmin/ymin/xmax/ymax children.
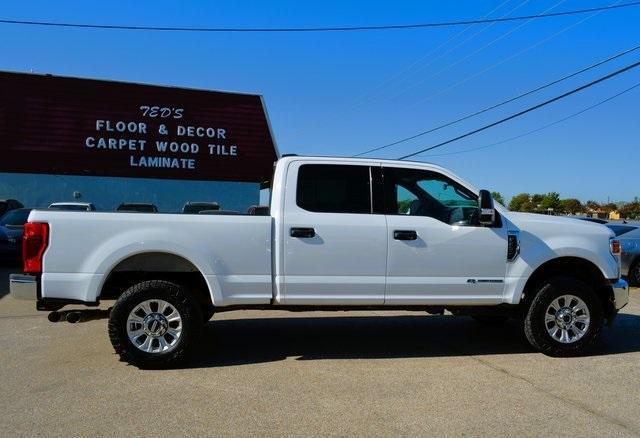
<box><xmin>2</xmin><ymin>266</ymin><xmax>638</xmax><ymax>368</ymax></box>
<box><xmin>183</xmin><ymin>312</ymin><xmax>640</xmax><ymax>369</ymax></box>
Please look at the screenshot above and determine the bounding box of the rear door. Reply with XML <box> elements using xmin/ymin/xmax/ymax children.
<box><xmin>281</xmin><ymin>161</ymin><xmax>387</xmax><ymax>304</ymax></box>
<box><xmin>382</xmin><ymin>166</ymin><xmax>507</xmax><ymax>304</ymax></box>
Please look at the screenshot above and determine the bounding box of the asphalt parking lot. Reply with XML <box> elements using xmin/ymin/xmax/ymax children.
<box><xmin>1</xmin><ymin>264</ymin><xmax>639</xmax><ymax>437</ymax></box>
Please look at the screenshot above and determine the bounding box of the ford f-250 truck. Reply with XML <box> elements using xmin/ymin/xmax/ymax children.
<box><xmin>10</xmin><ymin>156</ymin><xmax>629</xmax><ymax>367</ymax></box>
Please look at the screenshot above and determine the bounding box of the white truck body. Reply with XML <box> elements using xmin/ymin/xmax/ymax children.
<box><xmin>27</xmin><ymin>156</ymin><xmax>623</xmax><ymax>308</ymax></box>
<box><xmin>11</xmin><ymin>156</ymin><xmax>629</xmax><ymax>365</ymax></box>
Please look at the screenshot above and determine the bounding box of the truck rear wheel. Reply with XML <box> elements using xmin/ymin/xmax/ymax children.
<box><xmin>523</xmin><ymin>276</ymin><xmax>603</xmax><ymax>357</ymax></box>
<box><xmin>108</xmin><ymin>280</ymin><xmax>203</xmax><ymax>368</ymax></box>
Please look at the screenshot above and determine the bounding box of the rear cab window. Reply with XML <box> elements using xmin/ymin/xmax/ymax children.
<box><xmin>296</xmin><ymin>164</ymin><xmax>372</xmax><ymax>214</ymax></box>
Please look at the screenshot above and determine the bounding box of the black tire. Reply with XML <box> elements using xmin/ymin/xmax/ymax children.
<box><xmin>629</xmin><ymin>259</ymin><xmax>640</xmax><ymax>287</ymax></box>
<box><xmin>108</xmin><ymin>280</ymin><xmax>203</xmax><ymax>368</ymax></box>
<box><xmin>202</xmin><ymin>306</ymin><xmax>215</xmax><ymax>323</ymax></box>
<box><xmin>471</xmin><ymin>315</ymin><xmax>509</xmax><ymax>326</ymax></box>
<box><xmin>524</xmin><ymin>276</ymin><xmax>603</xmax><ymax>357</ymax></box>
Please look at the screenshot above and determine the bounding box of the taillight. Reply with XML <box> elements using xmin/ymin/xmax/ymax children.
<box><xmin>22</xmin><ymin>222</ymin><xmax>49</xmax><ymax>274</ymax></box>
<box><xmin>610</xmin><ymin>239</ymin><xmax>621</xmax><ymax>256</ymax></box>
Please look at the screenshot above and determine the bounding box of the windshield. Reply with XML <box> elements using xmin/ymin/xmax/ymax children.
<box><xmin>0</xmin><ymin>209</ymin><xmax>31</xmax><ymax>226</ymax></box>
<box><xmin>607</xmin><ymin>224</ymin><xmax>638</xmax><ymax>237</ymax></box>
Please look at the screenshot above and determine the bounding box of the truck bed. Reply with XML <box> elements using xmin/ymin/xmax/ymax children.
<box><xmin>30</xmin><ymin>210</ymin><xmax>273</xmax><ymax>305</ymax></box>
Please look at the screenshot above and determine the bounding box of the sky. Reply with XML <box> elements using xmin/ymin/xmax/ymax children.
<box><xmin>1</xmin><ymin>0</ymin><xmax>639</xmax><ymax>203</ymax></box>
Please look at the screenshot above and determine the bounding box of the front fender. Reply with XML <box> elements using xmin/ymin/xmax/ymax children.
<box><xmin>504</xmin><ymin>231</ymin><xmax>618</xmax><ymax>304</ymax></box>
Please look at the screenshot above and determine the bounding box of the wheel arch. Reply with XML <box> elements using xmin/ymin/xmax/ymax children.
<box><xmin>520</xmin><ymin>256</ymin><xmax>615</xmax><ymax>320</ymax></box>
<box><xmin>99</xmin><ymin>251</ymin><xmax>217</xmax><ymax>310</ymax></box>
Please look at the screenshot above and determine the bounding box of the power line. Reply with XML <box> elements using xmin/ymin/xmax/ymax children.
<box><xmin>1</xmin><ymin>2</ymin><xmax>638</xmax><ymax>32</ymax></box>
<box><xmin>353</xmin><ymin>42</ymin><xmax>640</xmax><ymax>157</ymax></box>
<box><xmin>417</xmin><ymin>81</ymin><xmax>640</xmax><ymax>158</ymax></box>
<box><xmin>285</xmin><ymin>0</ymin><xmax>520</xmax><ymax>140</ymax></box>
<box><xmin>383</xmin><ymin>0</ymin><xmax>559</xmax><ymax>104</ymax></box>
<box><xmin>377</xmin><ymin>0</ymin><xmax>533</xmax><ymax>101</ymax></box>
<box><xmin>397</xmin><ymin>59</ymin><xmax>640</xmax><ymax>160</ymax></box>
<box><xmin>368</xmin><ymin>0</ymin><xmax>520</xmax><ymax>95</ymax></box>
<box><xmin>406</xmin><ymin>1</ymin><xmax>613</xmax><ymax>111</ymax></box>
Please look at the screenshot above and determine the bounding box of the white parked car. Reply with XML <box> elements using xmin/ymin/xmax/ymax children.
<box><xmin>11</xmin><ymin>156</ymin><xmax>628</xmax><ymax>367</ymax></box>
<box><xmin>48</xmin><ymin>202</ymin><xmax>96</xmax><ymax>211</ymax></box>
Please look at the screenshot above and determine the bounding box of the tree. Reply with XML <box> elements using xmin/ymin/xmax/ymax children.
<box><xmin>491</xmin><ymin>191</ymin><xmax>505</xmax><ymax>206</ymax></box>
<box><xmin>531</xmin><ymin>194</ymin><xmax>544</xmax><ymax>205</ymax></box>
<box><xmin>620</xmin><ymin>201</ymin><xmax>640</xmax><ymax>220</ymax></box>
<box><xmin>527</xmin><ymin>193</ymin><xmax>545</xmax><ymax>211</ymax></box>
<box><xmin>397</xmin><ymin>199</ymin><xmax>412</xmax><ymax>214</ymax></box>
<box><xmin>602</xmin><ymin>202</ymin><xmax>618</xmax><ymax>213</ymax></box>
<box><xmin>560</xmin><ymin>198</ymin><xmax>583</xmax><ymax>215</ymax></box>
<box><xmin>509</xmin><ymin>193</ymin><xmax>532</xmax><ymax>212</ymax></box>
<box><xmin>585</xmin><ymin>200</ymin><xmax>601</xmax><ymax>212</ymax></box>
<box><xmin>540</xmin><ymin>192</ymin><xmax>562</xmax><ymax>211</ymax></box>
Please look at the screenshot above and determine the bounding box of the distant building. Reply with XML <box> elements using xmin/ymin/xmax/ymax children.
<box><xmin>586</xmin><ymin>209</ymin><xmax>608</xmax><ymax>220</ymax></box>
<box><xmin>0</xmin><ymin>72</ymin><xmax>278</xmax><ymax>214</ymax></box>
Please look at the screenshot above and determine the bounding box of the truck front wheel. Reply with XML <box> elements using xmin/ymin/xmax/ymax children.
<box><xmin>108</xmin><ymin>280</ymin><xmax>203</xmax><ymax>368</ymax></box>
<box><xmin>524</xmin><ymin>276</ymin><xmax>603</xmax><ymax>357</ymax></box>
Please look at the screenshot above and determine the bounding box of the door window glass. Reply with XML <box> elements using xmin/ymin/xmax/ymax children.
<box><xmin>297</xmin><ymin>164</ymin><xmax>371</xmax><ymax>214</ymax></box>
<box><xmin>397</xmin><ymin>186</ymin><xmax>418</xmax><ymax>214</ymax></box>
<box><xmin>384</xmin><ymin>167</ymin><xmax>479</xmax><ymax>225</ymax></box>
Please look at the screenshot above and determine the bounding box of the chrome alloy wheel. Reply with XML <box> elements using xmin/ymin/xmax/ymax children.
<box><xmin>544</xmin><ymin>294</ymin><xmax>590</xmax><ymax>344</ymax></box>
<box><xmin>127</xmin><ymin>299</ymin><xmax>182</xmax><ymax>353</ymax></box>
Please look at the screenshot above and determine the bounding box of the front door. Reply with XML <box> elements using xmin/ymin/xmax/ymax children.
<box><xmin>281</xmin><ymin>161</ymin><xmax>387</xmax><ymax>305</ymax></box>
<box><xmin>383</xmin><ymin>166</ymin><xmax>507</xmax><ymax>305</ymax></box>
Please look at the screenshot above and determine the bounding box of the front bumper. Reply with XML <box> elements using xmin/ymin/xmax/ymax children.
<box><xmin>9</xmin><ymin>274</ymin><xmax>37</xmax><ymax>300</ymax></box>
<box><xmin>612</xmin><ymin>278</ymin><xmax>629</xmax><ymax>310</ymax></box>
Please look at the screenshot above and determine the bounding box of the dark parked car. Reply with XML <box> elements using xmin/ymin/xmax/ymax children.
<box><xmin>182</xmin><ymin>202</ymin><xmax>220</xmax><ymax>214</ymax></box>
<box><xmin>0</xmin><ymin>199</ymin><xmax>24</xmax><ymax>217</ymax></box>
<box><xmin>116</xmin><ymin>203</ymin><xmax>158</xmax><ymax>213</ymax></box>
<box><xmin>0</xmin><ymin>208</ymin><xmax>32</xmax><ymax>262</ymax></box>
<box><xmin>607</xmin><ymin>223</ymin><xmax>640</xmax><ymax>286</ymax></box>
<box><xmin>198</xmin><ymin>210</ymin><xmax>241</xmax><ymax>215</ymax></box>
<box><xmin>246</xmin><ymin>205</ymin><xmax>270</xmax><ymax>216</ymax></box>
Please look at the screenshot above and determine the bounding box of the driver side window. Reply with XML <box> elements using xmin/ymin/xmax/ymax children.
<box><xmin>383</xmin><ymin>167</ymin><xmax>479</xmax><ymax>226</ymax></box>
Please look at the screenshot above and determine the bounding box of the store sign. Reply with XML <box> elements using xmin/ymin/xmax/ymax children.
<box><xmin>0</xmin><ymin>72</ymin><xmax>278</xmax><ymax>182</ymax></box>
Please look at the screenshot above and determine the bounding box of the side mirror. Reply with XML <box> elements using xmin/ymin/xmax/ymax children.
<box><xmin>478</xmin><ymin>189</ymin><xmax>496</xmax><ymax>226</ymax></box>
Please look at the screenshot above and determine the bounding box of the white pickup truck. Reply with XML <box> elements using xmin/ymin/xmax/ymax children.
<box><xmin>11</xmin><ymin>156</ymin><xmax>628</xmax><ymax>367</ymax></box>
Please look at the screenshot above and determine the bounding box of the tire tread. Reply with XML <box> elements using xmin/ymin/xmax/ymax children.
<box><xmin>523</xmin><ymin>276</ymin><xmax>603</xmax><ymax>357</ymax></box>
<box><xmin>108</xmin><ymin>280</ymin><xmax>202</xmax><ymax>367</ymax></box>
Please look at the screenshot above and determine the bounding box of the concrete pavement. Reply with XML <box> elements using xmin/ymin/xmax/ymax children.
<box><xmin>1</xmin><ymin>264</ymin><xmax>639</xmax><ymax>436</ymax></box>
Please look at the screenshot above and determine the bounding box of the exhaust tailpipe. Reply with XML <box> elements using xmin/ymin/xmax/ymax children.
<box><xmin>48</xmin><ymin>311</ymin><xmax>63</xmax><ymax>323</ymax></box>
<box><xmin>66</xmin><ymin>311</ymin><xmax>81</xmax><ymax>323</ymax></box>
<box><xmin>47</xmin><ymin>308</ymin><xmax>111</xmax><ymax>324</ymax></box>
